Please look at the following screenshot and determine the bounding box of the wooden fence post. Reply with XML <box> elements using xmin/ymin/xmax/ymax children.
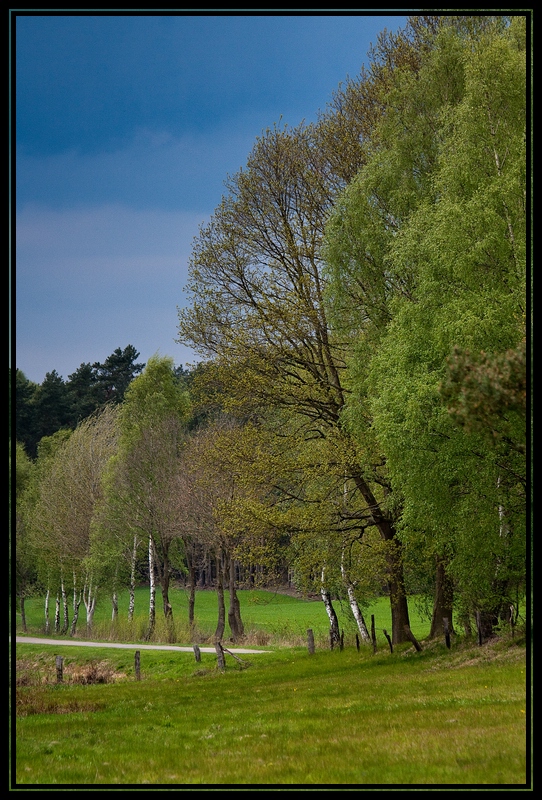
<box><xmin>307</xmin><ymin>629</ymin><xmax>315</xmax><ymax>655</ymax></box>
<box><xmin>55</xmin><ymin>656</ymin><xmax>63</xmax><ymax>684</ymax></box>
<box><xmin>383</xmin><ymin>629</ymin><xmax>393</xmax><ymax>653</ymax></box>
<box><xmin>135</xmin><ymin>650</ymin><xmax>141</xmax><ymax>680</ymax></box>
<box><xmin>193</xmin><ymin>644</ymin><xmax>201</xmax><ymax>662</ymax></box>
<box><xmin>371</xmin><ymin>615</ymin><xmax>377</xmax><ymax>654</ymax></box>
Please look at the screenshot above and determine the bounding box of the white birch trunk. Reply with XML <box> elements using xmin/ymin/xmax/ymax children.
<box><xmin>83</xmin><ymin>576</ymin><xmax>97</xmax><ymax>631</ymax></box>
<box><xmin>128</xmin><ymin>534</ymin><xmax>138</xmax><ymax>621</ymax></box>
<box><xmin>71</xmin><ymin>571</ymin><xmax>82</xmax><ymax>636</ymax></box>
<box><xmin>54</xmin><ymin>592</ymin><xmax>61</xmax><ymax>633</ymax></box>
<box><xmin>320</xmin><ymin>566</ymin><xmax>340</xmax><ymax>645</ymax></box>
<box><xmin>340</xmin><ymin>553</ymin><xmax>370</xmax><ymax>643</ymax></box>
<box><xmin>44</xmin><ymin>589</ymin><xmax>50</xmax><ymax>634</ymax></box>
<box><xmin>148</xmin><ymin>535</ymin><xmax>156</xmax><ymax>638</ymax></box>
<box><xmin>61</xmin><ymin>577</ymin><xmax>69</xmax><ymax>634</ymax></box>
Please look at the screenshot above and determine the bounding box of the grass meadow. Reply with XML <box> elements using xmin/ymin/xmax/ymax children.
<box><xmin>12</xmin><ymin>587</ymin><xmax>530</xmax><ymax>788</ymax></box>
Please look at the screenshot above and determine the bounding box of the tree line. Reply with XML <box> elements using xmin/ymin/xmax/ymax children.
<box><xmin>14</xmin><ymin>14</ymin><xmax>528</xmax><ymax>647</ymax></box>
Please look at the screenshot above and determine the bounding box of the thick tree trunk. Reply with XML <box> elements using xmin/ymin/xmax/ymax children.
<box><xmin>352</xmin><ymin>474</ymin><xmax>411</xmax><ymax>644</ymax></box>
<box><xmin>227</xmin><ymin>557</ymin><xmax>244</xmax><ymax>642</ymax></box>
<box><xmin>215</xmin><ymin>553</ymin><xmax>226</xmax><ymax>642</ymax></box>
<box><xmin>429</xmin><ymin>556</ymin><xmax>455</xmax><ymax>639</ymax></box>
<box><xmin>320</xmin><ymin>567</ymin><xmax>341</xmax><ymax>647</ymax></box>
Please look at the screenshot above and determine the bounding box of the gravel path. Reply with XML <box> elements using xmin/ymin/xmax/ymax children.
<box><xmin>15</xmin><ymin>636</ymin><xmax>270</xmax><ymax>654</ymax></box>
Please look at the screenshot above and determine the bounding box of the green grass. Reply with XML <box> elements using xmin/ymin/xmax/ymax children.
<box><xmin>15</xmin><ymin>585</ymin><xmax>435</xmax><ymax>648</ymax></box>
<box><xmin>13</xmin><ymin>588</ymin><xmax>530</xmax><ymax>786</ymax></box>
<box><xmin>13</xmin><ymin>635</ymin><xmax>528</xmax><ymax>786</ymax></box>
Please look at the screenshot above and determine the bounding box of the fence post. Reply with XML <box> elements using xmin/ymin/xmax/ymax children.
<box><xmin>383</xmin><ymin>629</ymin><xmax>393</xmax><ymax>653</ymax></box>
<box><xmin>307</xmin><ymin>629</ymin><xmax>315</xmax><ymax>655</ymax></box>
<box><xmin>135</xmin><ymin>650</ymin><xmax>141</xmax><ymax>680</ymax></box>
<box><xmin>371</xmin><ymin>615</ymin><xmax>377</xmax><ymax>654</ymax></box>
<box><xmin>193</xmin><ymin>644</ymin><xmax>201</xmax><ymax>662</ymax></box>
<box><xmin>55</xmin><ymin>655</ymin><xmax>63</xmax><ymax>684</ymax></box>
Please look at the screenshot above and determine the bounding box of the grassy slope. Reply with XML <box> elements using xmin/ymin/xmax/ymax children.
<box><xmin>13</xmin><ymin>588</ymin><xmax>530</xmax><ymax>787</ymax></box>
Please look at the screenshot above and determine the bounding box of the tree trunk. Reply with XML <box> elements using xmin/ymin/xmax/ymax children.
<box><xmin>352</xmin><ymin>473</ymin><xmax>411</xmax><ymax>644</ymax></box>
<box><xmin>227</xmin><ymin>557</ymin><xmax>244</xmax><ymax>642</ymax></box>
<box><xmin>71</xmin><ymin>590</ymin><xmax>82</xmax><ymax>637</ymax></box>
<box><xmin>19</xmin><ymin>594</ymin><xmax>27</xmax><ymax>633</ymax></box>
<box><xmin>111</xmin><ymin>592</ymin><xmax>119</xmax><ymax>622</ymax></box>
<box><xmin>60</xmin><ymin>577</ymin><xmax>69</xmax><ymax>635</ymax></box>
<box><xmin>146</xmin><ymin>535</ymin><xmax>156</xmax><ymax>640</ymax></box>
<box><xmin>128</xmin><ymin>534</ymin><xmax>138</xmax><ymax>622</ymax></box>
<box><xmin>83</xmin><ymin>578</ymin><xmax>97</xmax><ymax>632</ymax></box>
<box><xmin>188</xmin><ymin>563</ymin><xmax>196</xmax><ymax>630</ymax></box>
<box><xmin>214</xmin><ymin>553</ymin><xmax>226</xmax><ymax>643</ymax></box>
<box><xmin>429</xmin><ymin>556</ymin><xmax>455</xmax><ymax>639</ymax></box>
<box><xmin>54</xmin><ymin>592</ymin><xmax>60</xmax><ymax>633</ymax></box>
<box><xmin>320</xmin><ymin>567</ymin><xmax>341</xmax><ymax>647</ymax></box>
<box><xmin>44</xmin><ymin>589</ymin><xmax>50</xmax><ymax>634</ymax></box>
<box><xmin>161</xmin><ymin>554</ymin><xmax>173</xmax><ymax>620</ymax></box>
<box><xmin>340</xmin><ymin>548</ymin><xmax>370</xmax><ymax>643</ymax></box>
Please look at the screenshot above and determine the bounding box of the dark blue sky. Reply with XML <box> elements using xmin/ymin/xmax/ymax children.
<box><xmin>14</xmin><ymin>12</ymin><xmax>410</xmax><ymax>383</ymax></box>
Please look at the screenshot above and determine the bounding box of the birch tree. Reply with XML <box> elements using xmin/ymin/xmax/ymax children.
<box><xmin>98</xmin><ymin>355</ymin><xmax>191</xmax><ymax>639</ymax></box>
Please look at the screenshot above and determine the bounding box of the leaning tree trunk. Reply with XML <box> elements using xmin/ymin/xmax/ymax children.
<box><xmin>352</xmin><ymin>474</ymin><xmax>411</xmax><ymax>644</ymax></box>
<box><xmin>320</xmin><ymin>567</ymin><xmax>341</xmax><ymax>647</ymax></box>
<box><xmin>340</xmin><ymin>548</ymin><xmax>370</xmax><ymax>643</ymax></box>
<box><xmin>429</xmin><ymin>556</ymin><xmax>455</xmax><ymax>639</ymax></box>
<box><xmin>214</xmin><ymin>553</ymin><xmax>226</xmax><ymax>643</ymax></box>
<box><xmin>227</xmin><ymin>557</ymin><xmax>244</xmax><ymax>643</ymax></box>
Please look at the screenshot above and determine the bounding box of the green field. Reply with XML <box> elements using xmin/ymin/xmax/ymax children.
<box><xmin>15</xmin><ymin>585</ymin><xmax>440</xmax><ymax>648</ymax></box>
<box><xmin>13</xmin><ymin>588</ymin><xmax>530</xmax><ymax>787</ymax></box>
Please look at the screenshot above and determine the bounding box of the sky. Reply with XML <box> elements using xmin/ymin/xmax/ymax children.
<box><xmin>13</xmin><ymin>11</ymin><xmax>410</xmax><ymax>385</ymax></box>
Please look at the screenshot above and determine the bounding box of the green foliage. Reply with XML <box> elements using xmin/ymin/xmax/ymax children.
<box><xmin>324</xmin><ymin>18</ymin><xmax>527</xmax><ymax>625</ymax></box>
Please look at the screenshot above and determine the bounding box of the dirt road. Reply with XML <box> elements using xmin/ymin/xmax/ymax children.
<box><xmin>15</xmin><ymin>636</ymin><xmax>270</xmax><ymax>654</ymax></box>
